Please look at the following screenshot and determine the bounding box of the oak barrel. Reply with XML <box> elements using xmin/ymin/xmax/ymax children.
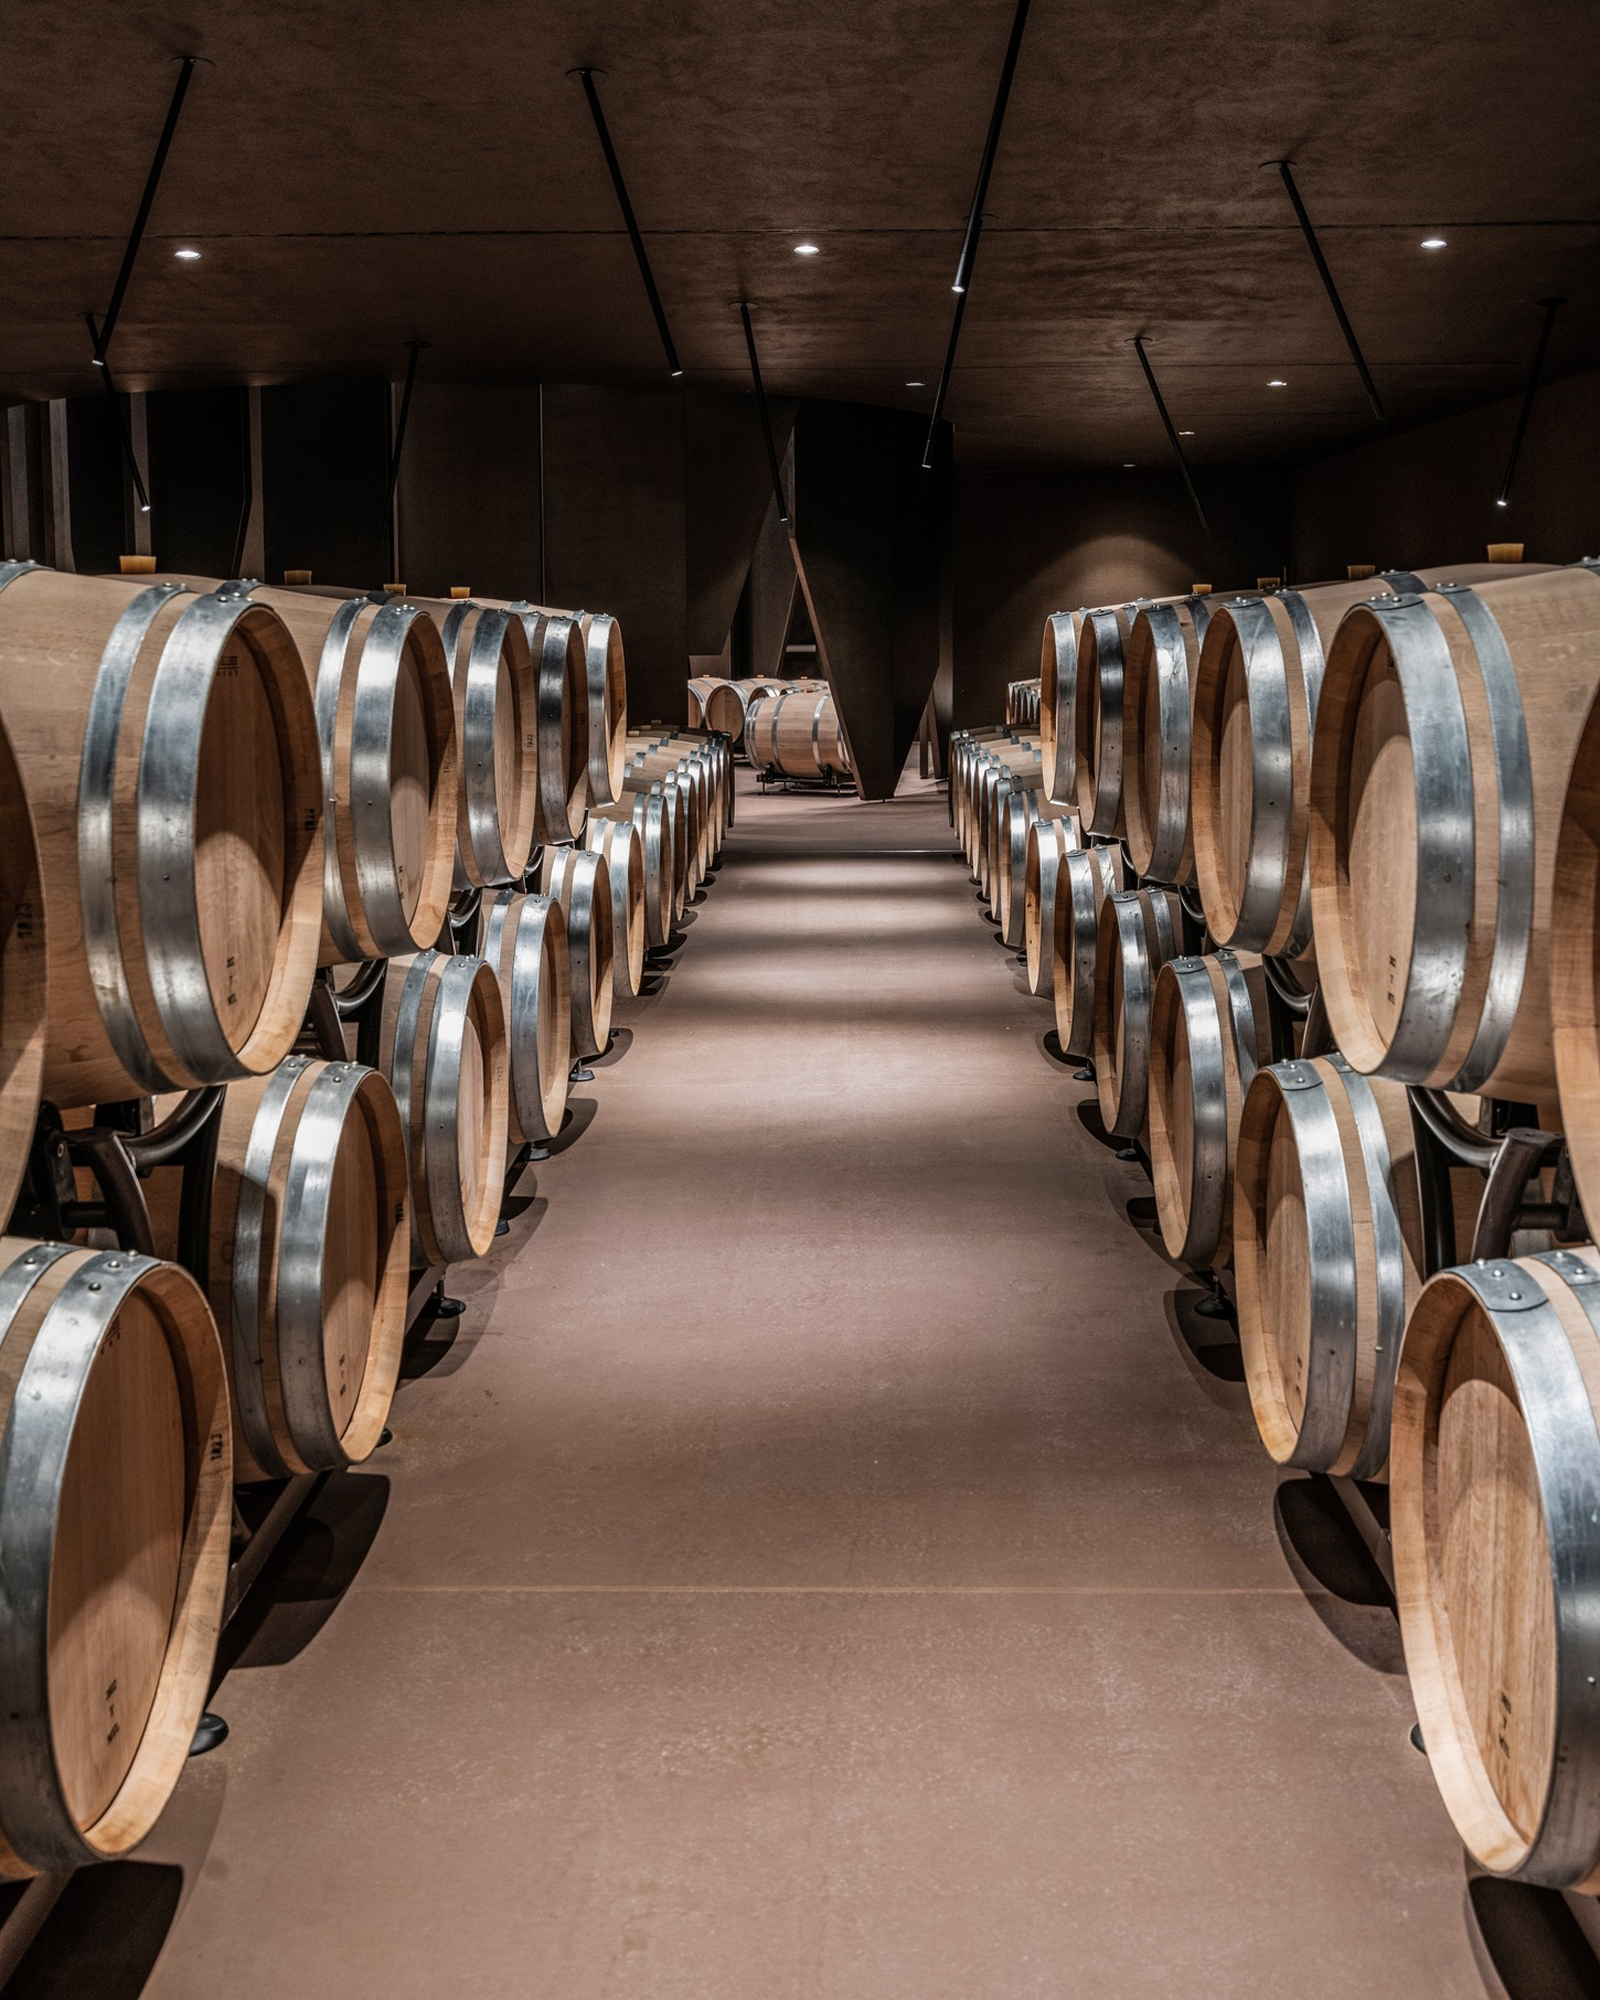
<box><xmin>1023</xmin><ymin>814</ymin><xmax>1080</xmax><ymax>999</ymax></box>
<box><xmin>586</xmin><ymin>812</ymin><xmax>648</xmax><ymax>998</ymax></box>
<box><xmin>245</xmin><ymin>586</ymin><xmax>459</xmax><ymax>961</ymax></box>
<box><xmin>1074</xmin><ymin>605</ymin><xmax>1138</xmax><ymax>837</ymax></box>
<box><xmin>1093</xmin><ymin>887</ymin><xmax>1183</xmax><ymax>1140</ymax></box>
<box><xmin>0</xmin><ymin>708</ymin><xmax>45</xmax><ymax>1223</ymax></box>
<box><xmin>379</xmin><ymin>951</ymin><xmax>509</xmax><ymax>1265</ymax></box>
<box><xmin>209</xmin><ymin>1054</ymin><xmax>409</xmax><ymax>1480</ymax></box>
<box><xmin>0</xmin><ymin>564</ymin><xmax>323</xmax><ymax>1106</ymax></box>
<box><xmin>689</xmin><ymin>677</ymin><xmax>747</xmax><ymax>738</ymax></box>
<box><xmin>1391</xmin><ymin>1243</ymin><xmax>1600</xmax><ymax>1888</ymax></box>
<box><xmin>433</xmin><ymin>598</ymin><xmax>538</xmax><ymax>885</ymax></box>
<box><xmin>1121</xmin><ymin>595</ymin><xmax>1216</xmax><ymax>884</ymax></box>
<box><xmin>1309</xmin><ymin>563</ymin><xmax>1593</xmax><ymax>1097</ymax></box>
<box><xmin>746</xmin><ymin>687</ymin><xmax>851</xmax><ymax>778</ymax></box>
<box><xmin>594</xmin><ymin>785</ymin><xmax>675</xmax><ymax>947</ymax></box>
<box><xmin>1052</xmin><ymin>844</ymin><xmax>1124</xmax><ymax>1059</ymax></box>
<box><xmin>1039</xmin><ymin>611</ymin><xmax>1086</xmax><ymax>806</ymax></box>
<box><xmin>480</xmin><ymin>889</ymin><xmax>571</xmax><ymax>1147</ymax></box>
<box><xmin>493</xmin><ymin>603</ymin><xmax>589</xmax><ymax>843</ymax></box>
<box><xmin>1552</xmin><ymin>670</ymin><xmax>1600</xmax><ymax>1223</ymax></box>
<box><xmin>998</xmin><ymin>790</ymin><xmax>1070</xmax><ymax>949</ymax></box>
<box><xmin>1147</xmin><ymin>948</ymin><xmax>1273</xmax><ymax>1267</ymax></box>
<box><xmin>540</xmin><ymin>846</ymin><xmax>615</xmax><ymax>1059</ymax></box>
<box><xmin>0</xmin><ymin>1237</ymin><xmax>229</xmax><ymax>1875</ymax></box>
<box><xmin>1233</xmin><ymin>1055</ymin><xmax>1425</xmax><ymax>1479</ymax></box>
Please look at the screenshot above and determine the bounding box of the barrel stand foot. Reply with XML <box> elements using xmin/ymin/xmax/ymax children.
<box><xmin>1074</xmin><ymin>1061</ymin><xmax>1095</xmax><ymax>1083</ymax></box>
<box><xmin>1192</xmin><ymin>1272</ymin><xmax>1233</xmax><ymax>1321</ymax></box>
<box><xmin>1115</xmin><ymin>1144</ymin><xmax>1140</xmax><ymax>1163</ymax></box>
<box><xmin>189</xmin><ymin>1712</ymin><xmax>229</xmax><ymax>1757</ymax></box>
<box><xmin>431</xmin><ymin>1294</ymin><xmax>466</xmax><ymax>1320</ymax></box>
<box><xmin>569</xmin><ymin>1063</ymin><xmax>595</xmax><ymax>1083</ymax></box>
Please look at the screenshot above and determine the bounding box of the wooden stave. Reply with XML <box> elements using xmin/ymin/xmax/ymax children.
<box><xmin>1052</xmin><ymin>844</ymin><xmax>1123</xmax><ymax>1058</ymax></box>
<box><xmin>0</xmin><ymin>1236</ymin><xmax>230</xmax><ymax>1876</ymax></box>
<box><xmin>1122</xmin><ymin>597</ymin><xmax>1213</xmax><ymax>884</ymax></box>
<box><xmin>1391</xmin><ymin>1244</ymin><xmax>1600</xmax><ymax>1890</ymax></box>
<box><xmin>481</xmin><ymin>889</ymin><xmax>571</xmax><ymax>1146</ymax></box>
<box><xmin>1233</xmin><ymin>1054</ymin><xmax>1425</xmax><ymax>1480</ymax></box>
<box><xmin>1311</xmin><ymin>564</ymin><xmax>1599</xmax><ymax>1101</ymax></box>
<box><xmin>0</xmin><ymin>564</ymin><xmax>324</xmax><ymax>1107</ymax></box>
<box><xmin>247</xmin><ymin>587</ymin><xmax>460</xmax><ymax>963</ymax></box>
<box><xmin>379</xmin><ymin>950</ymin><xmax>509</xmax><ymax>1266</ymax></box>
<box><xmin>1093</xmin><ymin>887</ymin><xmax>1182</xmax><ymax>1140</ymax></box>
<box><xmin>586</xmin><ymin>813</ymin><xmax>648</xmax><ymax>997</ymax></box>
<box><xmin>0</xmin><ymin>705</ymin><xmax>46</xmax><ymax>1224</ymax></box>
<box><xmin>540</xmin><ymin>846</ymin><xmax>615</xmax><ymax>1058</ymax></box>
<box><xmin>209</xmin><ymin>1054</ymin><xmax>409</xmax><ymax>1480</ymax></box>
<box><xmin>1147</xmin><ymin>948</ymin><xmax>1272</xmax><ymax>1268</ymax></box>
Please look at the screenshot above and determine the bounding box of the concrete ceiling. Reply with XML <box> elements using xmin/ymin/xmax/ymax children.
<box><xmin>3</xmin><ymin>0</ymin><xmax>1598</xmax><ymax>464</ymax></box>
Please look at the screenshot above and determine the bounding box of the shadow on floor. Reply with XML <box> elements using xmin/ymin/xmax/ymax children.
<box><xmin>219</xmin><ymin>1470</ymin><xmax>391</xmax><ymax>1675</ymax></box>
<box><xmin>544</xmin><ymin>1098</ymin><xmax>598</xmax><ymax>1158</ymax></box>
<box><xmin>1162</xmin><ymin>1283</ymin><xmax>1248</xmax><ymax>1394</ymax></box>
<box><xmin>591</xmin><ymin>1027</ymin><xmax>633</xmax><ymax>1068</ymax></box>
<box><xmin>1039</xmin><ymin>1028</ymin><xmax>1075</xmax><ymax>1067</ymax></box>
<box><xmin>1272</xmin><ymin>1474</ymin><xmax>1404</xmax><ymax>1674</ymax></box>
<box><xmin>4</xmin><ymin>1862</ymin><xmax>184</xmax><ymax>1999</ymax></box>
<box><xmin>1467</xmin><ymin>1876</ymin><xmax>1600</xmax><ymax>1999</ymax></box>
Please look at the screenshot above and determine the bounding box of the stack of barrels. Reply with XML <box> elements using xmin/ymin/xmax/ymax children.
<box><xmin>687</xmin><ymin>674</ymin><xmax>851</xmax><ymax>782</ymax></box>
<box><xmin>957</xmin><ymin>550</ymin><xmax>1600</xmax><ymax>1894</ymax></box>
<box><xmin>0</xmin><ymin>561</ymin><xmax>732</xmax><ymax>1880</ymax></box>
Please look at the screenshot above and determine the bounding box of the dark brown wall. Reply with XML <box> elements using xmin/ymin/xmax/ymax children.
<box><xmin>1290</xmin><ymin>364</ymin><xmax>1600</xmax><ymax>579</ymax></box>
<box><xmin>147</xmin><ymin>387</ymin><xmax>251</xmax><ymax>578</ymax></box>
<box><xmin>541</xmin><ymin>384</ymin><xmax>688</xmax><ymax>728</ymax></box>
<box><xmin>261</xmin><ymin>379</ymin><xmax>389</xmax><ymax>587</ymax></box>
<box><xmin>949</xmin><ymin>464</ymin><xmax>1290</xmax><ymax>729</ymax></box>
<box><xmin>396</xmin><ymin>382</ymin><xmax>542</xmax><ymax>600</ymax></box>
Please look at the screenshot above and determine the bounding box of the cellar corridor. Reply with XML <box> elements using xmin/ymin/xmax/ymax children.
<box><xmin>143</xmin><ymin>767</ymin><xmax>1479</xmax><ymax>2000</ymax></box>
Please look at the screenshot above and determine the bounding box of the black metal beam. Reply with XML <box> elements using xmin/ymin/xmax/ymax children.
<box><xmin>92</xmin><ymin>55</ymin><xmax>202</xmax><ymax>368</ymax></box>
<box><xmin>84</xmin><ymin>311</ymin><xmax>152</xmax><ymax>515</ymax></box>
<box><xmin>738</xmin><ymin>303</ymin><xmax>789</xmax><ymax>526</ymax></box>
<box><xmin>922</xmin><ymin>0</ymin><xmax>1033</xmax><ymax>470</ymax></box>
<box><xmin>1497</xmin><ymin>297</ymin><xmax>1564</xmax><ymax>510</ymax></box>
<box><xmin>573</xmin><ymin>67</ymin><xmax>683</xmax><ymax>380</ymax></box>
<box><xmin>383</xmin><ymin>340</ymin><xmax>428</xmax><ymax>579</ymax></box>
<box><xmin>1132</xmin><ymin>338</ymin><xmax>1208</xmax><ymax>533</ymax></box>
<box><xmin>1267</xmin><ymin>159</ymin><xmax>1386</xmax><ymax>424</ymax></box>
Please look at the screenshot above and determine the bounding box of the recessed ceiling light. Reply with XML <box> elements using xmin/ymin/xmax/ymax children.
<box><xmin>906</xmin><ymin>379</ymin><xmax>924</xmax><ymax>387</ymax></box>
<box><xmin>1123</xmin><ymin>461</ymin><xmax>1135</xmax><ymax>468</ymax></box>
<box><xmin>1496</xmin><ymin>498</ymin><xmax>1509</xmax><ymax>508</ymax></box>
<box><xmin>174</xmin><ymin>247</ymin><xmax>201</xmax><ymax>261</ymax></box>
<box><xmin>1421</xmin><ymin>237</ymin><xmax>1448</xmax><ymax>250</ymax></box>
<box><xmin>1178</xmin><ymin>429</ymin><xmax>1195</xmax><ymax>436</ymax></box>
<box><xmin>793</xmin><ymin>242</ymin><xmax>820</xmax><ymax>256</ymax></box>
<box><xmin>1268</xmin><ymin>378</ymin><xmax>1288</xmax><ymax>388</ymax></box>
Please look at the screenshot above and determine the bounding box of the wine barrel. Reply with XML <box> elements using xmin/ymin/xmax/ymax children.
<box><xmin>953</xmin><ymin>732</ymin><xmax>1026</xmax><ymax>854</ymax></box>
<box><xmin>1074</xmin><ymin>605</ymin><xmax>1137</xmax><ymax>837</ymax></box>
<box><xmin>1023</xmin><ymin>814</ymin><xmax>1080</xmax><ymax>999</ymax></box>
<box><xmin>577</xmin><ymin>612</ymin><xmax>627</xmax><ymax>807</ymax></box>
<box><xmin>1052</xmin><ymin>845</ymin><xmax>1124</xmax><ymax>1059</ymax></box>
<box><xmin>1121</xmin><ymin>595</ymin><xmax>1217</xmax><ymax>884</ymax></box>
<box><xmin>480</xmin><ymin>889</ymin><xmax>571</xmax><ymax>1147</ymax></box>
<box><xmin>746</xmin><ymin>687</ymin><xmax>851</xmax><ymax>777</ymax></box>
<box><xmin>627</xmin><ymin>752</ymin><xmax>706</xmax><ymax>892</ymax></box>
<box><xmin>1006</xmin><ymin>678</ymin><xmax>1041</xmax><ymax>727</ymax></box>
<box><xmin>633</xmin><ymin>733</ymin><xmax>726</xmax><ymax>861</ymax></box>
<box><xmin>997</xmin><ymin>790</ymin><xmax>1071</xmax><ymax>949</ymax></box>
<box><xmin>209</xmin><ymin>1054</ymin><xmax>409</xmax><ymax>1480</ymax></box>
<box><xmin>1310</xmin><ymin>563</ymin><xmax>1592</xmax><ymax>1098</ymax></box>
<box><xmin>379</xmin><ymin>951</ymin><xmax>509</xmax><ymax>1265</ymax></box>
<box><xmin>624</xmin><ymin>775</ymin><xmax>688</xmax><ymax>924</ymax></box>
<box><xmin>492</xmin><ymin>603</ymin><xmax>589</xmax><ymax>842</ymax></box>
<box><xmin>0</xmin><ymin>1237</ymin><xmax>229</xmax><ymax>1875</ymax></box>
<box><xmin>593</xmin><ymin>786</ymin><xmax>675</xmax><ymax>949</ymax></box>
<box><xmin>948</xmin><ymin>727</ymin><xmax>1011</xmax><ymax>831</ymax></box>
<box><xmin>1553</xmin><ymin>674</ymin><xmax>1600</xmax><ymax>1224</ymax></box>
<box><xmin>1233</xmin><ymin>1055</ymin><xmax>1425</xmax><ymax>1479</ymax></box>
<box><xmin>689</xmin><ymin>677</ymin><xmax>746</xmax><ymax>738</ymax></box>
<box><xmin>245</xmin><ymin>586</ymin><xmax>459</xmax><ymax>960</ymax></box>
<box><xmin>540</xmin><ymin>846</ymin><xmax>615</xmax><ymax>1059</ymax></box>
<box><xmin>586</xmin><ymin>813</ymin><xmax>647</xmax><ymax>998</ymax></box>
<box><xmin>1040</xmin><ymin>611</ymin><xmax>1087</xmax><ymax>806</ymax></box>
<box><xmin>1093</xmin><ymin>888</ymin><xmax>1183</xmax><ymax>1140</ymax></box>
<box><xmin>0</xmin><ymin>709</ymin><xmax>45</xmax><ymax>1225</ymax></box>
<box><xmin>431</xmin><ymin>598</ymin><xmax>539</xmax><ymax>885</ymax></box>
<box><xmin>1197</xmin><ymin>565</ymin><xmax>1550</xmax><ymax>956</ymax></box>
<box><xmin>985</xmin><ymin>763</ymin><xmax>1044</xmax><ymax>912</ymax></box>
<box><xmin>1148</xmin><ymin>949</ymin><xmax>1273</xmax><ymax>1267</ymax></box>
<box><xmin>0</xmin><ymin>564</ymin><xmax>323</xmax><ymax>1107</ymax></box>
<box><xmin>1391</xmin><ymin>1243</ymin><xmax>1600</xmax><ymax>1888</ymax></box>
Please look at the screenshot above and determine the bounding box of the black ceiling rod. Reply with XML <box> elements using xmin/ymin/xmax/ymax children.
<box><xmin>1267</xmin><ymin>158</ymin><xmax>1386</xmax><ymax>424</ymax></box>
<box><xmin>738</xmin><ymin>303</ymin><xmax>789</xmax><ymax>526</ymax></box>
<box><xmin>1496</xmin><ymin>296</ymin><xmax>1564</xmax><ymax>510</ymax></box>
<box><xmin>84</xmin><ymin>311</ymin><xmax>152</xmax><ymax>514</ymax></box>
<box><xmin>1132</xmin><ymin>337</ymin><xmax>1208</xmax><ymax>533</ymax></box>
<box><xmin>382</xmin><ymin>339</ymin><xmax>428</xmax><ymax>576</ymax></box>
<box><xmin>922</xmin><ymin>0</ymin><xmax>1033</xmax><ymax>470</ymax></box>
<box><xmin>92</xmin><ymin>55</ymin><xmax>202</xmax><ymax>368</ymax></box>
<box><xmin>572</xmin><ymin>67</ymin><xmax>683</xmax><ymax>380</ymax></box>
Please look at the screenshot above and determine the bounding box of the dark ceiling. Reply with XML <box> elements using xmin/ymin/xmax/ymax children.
<box><xmin>3</xmin><ymin>0</ymin><xmax>1598</xmax><ymax>464</ymax></box>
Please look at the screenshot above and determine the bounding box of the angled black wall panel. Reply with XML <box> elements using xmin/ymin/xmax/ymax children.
<box><xmin>685</xmin><ymin>387</ymin><xmax>795</xmax><ymax>657</ymax></box>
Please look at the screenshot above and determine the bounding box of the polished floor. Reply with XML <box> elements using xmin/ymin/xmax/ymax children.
<box><xmin>139</xmin><ymin>767</ymin><xmax>1485</xmax><ymax>1999</ymax></box>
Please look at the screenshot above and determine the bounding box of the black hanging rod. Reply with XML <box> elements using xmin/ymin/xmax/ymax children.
<box><xmin>382</xmin><ymin>339</ymin><xmax>429</xmax><ymax>574</ymax></box>
<box><xmin>738</xmin><ymin>303</ymin><xmax>789</xmax><ymax>525</ymax></box>
<box><xmin>1496</xmin><ymin>297</ymin><xmax>1564</xmax><ymax>510</ymax></box>
<box><xmin>92</xmin><ymin>55</ymin><xmax>205</xmax><ymax>368</ymax></box>
<box><xmin>83</xmin><ymin>310</ymin><xmax>152</xmax><ymax>513</ymax></box>
<box><xmin>1266</xmin><ymin>159</ymin><xmax>1386</xmax><ymax>424</ymax></box>
<box><xmin>572</xmin><ymin>67</ymin><xmax>683</xmax><ymax>379</ymax></box>
<box><xmin>1132</xmin><ymin>338</ymin><xmax>1208</xmax><ymax>533</ymax></box>
<box><xmin>922</xmin><ymin>0</ymin><xmax>1033</xmax><ymax>470</ymax></box>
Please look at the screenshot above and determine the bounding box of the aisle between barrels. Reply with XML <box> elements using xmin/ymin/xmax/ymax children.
<box><xmin>142</xmin><ymin>768</ymin><xmax>1482</xmax><ymax>2000</ymax></box>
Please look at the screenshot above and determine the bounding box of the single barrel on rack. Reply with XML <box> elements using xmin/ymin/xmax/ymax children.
<box><xmin>997</xmin><ymin>791</ymin><xmax>1072</xmax><ymax>950</ymax></box>
<box><xmin>1120</xmin><ymin>594</ymin><xmax>1217</xmax><ymax>885</ymax></box>
<box><xmin>1052</xmin><ymin>844</ymin><xmax>1124</xmax><ymax>1059</ymax></box>
<box><xmin>1233</xmin><ymin>1055</ymin><xmax>1426</xmax><ymax>1479</ymax></box>
<box><xmin>1311</xmin><ymin>562</ymin><xmax>1593</xmax><ymax>1101</ymax></box>
<box><xmin>431</xmin><ymin>597</ymin><xmax>540</xmax><ymax>882</ymax></box>
<box><xmin>490</xmin><ymin>601</ymin><xmax>589</xmax><ymax>842</ymax></box>
<box><xmin>379</xmin><ymin>950</ymin><xmax>509</xmax><ymax>1265</ymax></box>
<box><xmin>540</xmin><ymin>846</ymin><xmax>615</xmax><ymax>1060</ymax></box>
<box><xmin>0</xmin><ymin>708</ymin><xmax>45</xmax><ymax>1224</ymax></box>
<box><xmin>592</xmin><ymin>786</ymin><xmax>676</xmax><ymax>947</ymax></box>
<box><xmin>586</xmin><ymin>813</ymin><xmax>648</xmax><ymax>998</ymax></box>
<box><xmin>0</xmin><ymin>1237</ymin><xmax>230</xmax><ymax>1876</ymax></box>
<box><xmin>0</xmin><ymin>564</ymin><xmax>323</xmax><ymax>1108</ymax></box>
<box><xmin>688</xmin><ymin>677</ymin><xmax>748</xmax><ymax>737</ymax></box>
<box><xmin>1093</xmin><ymin>887</ymin><xmax>1184</xmax><ymax>1140</ymax></box>
<box><xmin>745</xmin><ymin>686</ymin><xmax>852</xmax><ymax>779</ymax></box>
<box><xmin>1023</xmin><ymin>814</ymin><xmax>1079</xmax><ymax>999</ymax></box>
<box><xmin>249</xmin><ymin>585</ymin><xmax>459</xmax><ymax>958</ymax></box>
<box><xmin>480</xmin><ymin>889</ymin><xmax>571</xmax><ymax>1148</ymax></box>
<box><xmin>208</xmin><ymin>1054</ymin><xmax>410</xmax><ymax>1480</ymax></box>
<box><xmin>1040</xmin><ymin>610</ymin><xmax>1087</xmax><ymax>807</ymax></box>
<box><xmin>1391</xmin><ymin>1243</ymin><xmax>1600</xmax><ymax>1890</ymax></box>
<box><xmin>1074</xmin><ymin>605</ymin><xmax>1139</xmax><ymax>838</ymax></box>
<box><xmin>1554</xmin><ymin>670</ymin><xmax>1600</xmax><ymax>1223</ymax></box>
<box><xmin>1147</xmin><ymin>948</ymin><xmax>1273</xmax><ymax>1268</ymax></box>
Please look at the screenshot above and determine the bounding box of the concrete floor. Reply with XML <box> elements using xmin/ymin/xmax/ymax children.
<box><xmin>140</xmin><ymin>767</ymin><xmax>1486</xmax><ymax>1999</ymax></box>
